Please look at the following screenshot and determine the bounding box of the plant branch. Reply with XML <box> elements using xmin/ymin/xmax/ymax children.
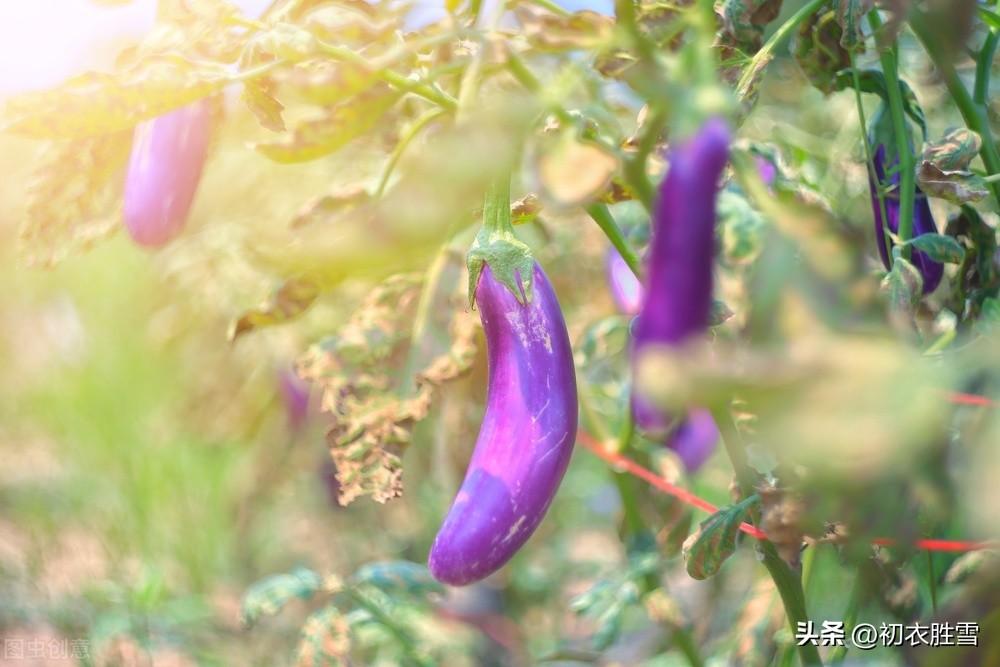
<box><xmin>585</xmin><ymin>203</ymin><xmax>643</xmax><ymax>279</ymax></box>
<box><xmin>736</xmin><ymin>0</ymin><xmax>827</xmax><ymax>101</ymax></box>
<box><xmin>974</xmin><ymin>30</ymin><xmax>999</xmax><ymax>106</ymax></box>
<box><xmin>849</xmin><ymin>52</ymin><xmax>894</xmax><ymax>267</ymax></box>
<box><xmin>709</xmin><ymin>404</ymin><xmax>822</xmax><ymax>666</ymax></box>
<box><xmin>869</xmin><ymin>10</ymin><xmax>916</xmax><ymax>256</ymax></box>
<box><xmin>374</xmin><ymin>108</ymin><xmax>447</xmax><ymax>197</ymax></box>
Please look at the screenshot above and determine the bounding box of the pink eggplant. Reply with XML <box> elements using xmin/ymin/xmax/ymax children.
<box><xmin>428</xmin><ymin>263</ymin><xmax>578</xmax><ymax>586</ymax></box>
<box><xmin>123</xmin><ymin>101</ymin><xmax>212</xmax><ymax>247</ymax></box>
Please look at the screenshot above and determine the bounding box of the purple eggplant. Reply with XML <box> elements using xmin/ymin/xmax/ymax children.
<box><xmin>631</xmin><ymin>118</ymin><xmax>730</xmax><ymax>469</ymax></box>
<box><xmin>278</xmin><ymin>367</ymin><xmax>311</xmax><ymax>435</ymax></box>
<box><xmin>869</xmin><ymin>143</ymin><xmax>943</xmax><ymax>294</ymax></box>
<box><xmin>123</xmin><ymin>100</ymin><xmax>212</xmax><ymax>247</ymax></box>
<box><xmin>605</xmin><ymin>247</ymin><xmax>643</xmax><ymax>315</ymax></box>
<box><xmin>429</xmin><ymin>263</ymin><xmax>578</xmax><ymax>586</ymax></box>
<box><xmin>668</xmin><ymin>409</ymin><xmax>719</xmax><ymax>472</ymax></box>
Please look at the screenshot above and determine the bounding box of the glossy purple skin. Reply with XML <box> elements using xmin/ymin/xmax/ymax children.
<box><xmin>870</xmin><ymin>144</ymin><xmax>943</xmax><ymax>294</ymax></box>
<box><xmin>605</xmin><ymin>247</ymin><xmax>643</xmax><ymax>315</ymax></box>
<box><xmin>123</xmin><ymin>101</ymin><xmax>212</xmax><ymax>247</ymax></box>
<box><xmin>429</xmin><ymin>263</ymin><xmax>578</xmax><ymax>586</ymax></box>
<box><xmin>632</xmin><ymin>118</ymin><xmax>730</xmax><ymax>434</ymax></box>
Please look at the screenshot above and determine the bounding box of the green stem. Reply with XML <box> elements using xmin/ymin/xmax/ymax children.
<box><xmin>736</xmin><ymin>0</ymin><xmax>827</xmax><ymax>101</ymax></box>
<box><xmin>672</xmin><ymin>628</ymin><xmax>706</xmax><ymax>667</ymax></box>
<box><xmin>974</xmin><ymin>30</ymin><xmax>999</xmax><ymax>106</ymax></box>
<box><xmin>374</xmin><ymin>108</ymin><xmax>447</xmax><ymax>198</ymax></box>
<box><xmin>346</xmin><ymin>588</ymin><xmax>430</xmax><ymax>667</ymax></box>
<box><xmin>828</xmin><ymin>571</ymin><xmax>863</xmax><ymax>664</ymax></box>
<box><xmin>926</xmin><ymin>550</ymin><xmax>938</xmax><ymax>613</ymax></box>
<box><xmin>849</xmin><ymin>52</ymin><xmax>894</xmax><ymax>268</ymax></box>
<box><xmin>869</xmin><ymin>10</ymin><xmax>916</xmax><ymax>256</ymax></box>
<box><xmin>623</xmin><ymin>107</ymin><xmax>666</xmax><ymax>213</ymax></box>
<box><xmin>615</xmin><ymin>0</ymin><xmax>658</xmax><ymax>65</ymax></box>
<box><xmin>709</xmin><ymin>404</ymin><xmax>823</xmax><ymax>667</ymax></box>
<box><xmin>315</xmin><ymin>41</ymin><xmax>458</xmax><ymax>111</ymax></box>
<box><xmin>910</xmin><ymin>11</ymin><xmax>1000</xmax><ymax>207</ymax></box>
<box><xmin>586</xmin><ymin>203</ymin><xmax>643</xmax><ymax>279</ymax></box>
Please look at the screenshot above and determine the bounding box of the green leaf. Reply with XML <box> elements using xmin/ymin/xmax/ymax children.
<box><xmin>710</xmin><ymin>300</ymin><xmax>735</xmax><ymax>327</ymax></box>
<box><xmin>975</xmin><ymin>297</ymin><xmax>1000</xmax><ymax>336</ymax></box>
<box><xmin>350</xmin><ymin>562</ymin><xmax>443</xmax><ymax>598</ymax></box>
<box><xmin>979</xmin><ymin>6</ymin><xmax>1000</xmax><ymax>31</ymax></box>
<box><xmin>718</xmin><ymin>189</ymin><xmax>767</xmax><ymax>265</ymax></box>
<box><xmin>835</xmin><ymin>69</ymin><xmax>927</xmax><ymax>138</ymax></box>
<box><xmin>241</xmin><ymin>568</ymin><xmax>325</xmax><ymax>627</ymax></box>
<box><xmin>253</xmin><ymin>86</ymin><xmax>399</xmax><ymax>163</ymax></box>
<box><xmin>683</xmin><ymin>495</ymin><xmax>760</xmax><ymax>580</ymax></box>
<box><xmin>904</xmin><ymin>234</ymin><xmax>966</xmax><ymax>264</ymax></box>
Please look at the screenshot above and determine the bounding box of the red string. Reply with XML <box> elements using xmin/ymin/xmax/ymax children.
<box><xmin>946</xmin><ymin>391</ymin><xmax>1000</xmax><ymax>408</ymax></box>
<box><xmin>575</xmin><ymin>430</ymin><xmax>997</xmax><ymax>554</ymax></box>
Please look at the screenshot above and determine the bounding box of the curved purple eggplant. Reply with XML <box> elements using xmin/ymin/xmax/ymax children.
<box><xmin>869</xmin><ymin>143</ymin><xmax>943</xmax><ymax>294</ymax></box>
<box><xmin>429</xmin><ymin>263</ymin><xmax>578</xmax><ymax>586</ymax></box>
<box><xmin>606</xmin><ymin>247</ymin><xmax>643</xmax><ymax>315</ymax></box>
<box><xmin>631</xmin><ymin>118</ymin><xmax>730</xmax><ymax>469</ymax></box>
<box><xmin>123</xmin><ymin>100</ymin><xmax>212</xmax><ymax>247</ymax></box>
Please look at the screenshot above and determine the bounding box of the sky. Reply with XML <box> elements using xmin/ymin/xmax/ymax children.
<box><xmin>0</xmin><ymin>0</ymin><xmax>270</xmax><ymax>95</ymax></box>
<box><xmin>0</xmin><ymin>0</ymin><xmax>611</xmax><ymax>96</ymax></box>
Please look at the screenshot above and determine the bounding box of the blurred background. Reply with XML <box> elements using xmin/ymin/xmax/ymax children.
<box><xmin>2</xmin><ymin>1</ymin><xmax>999</xmax><ymax>666</ymax></box>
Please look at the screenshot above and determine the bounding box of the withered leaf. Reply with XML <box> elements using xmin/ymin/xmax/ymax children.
<box><xmin>20</xmin><ymin>130</ymin><xmax>133</xmax><ymax>266</ymax></box>
<box><xmin>881</xmin><ymin>250</ymin><xmax>924</xmax><ymax>322</ymax></box>
<box><xmin>515</xmin><ymin>6</ymin><xmax>614</xmax><ymax>52</ymax></box>
<box><xmin>253</xmin><ymin>87</ymin><xmax>400</xmax><ymax>163</ymax></box>
<box><xmin>243</xmin><ymin>77</ymin><xmax>286</xmax><ymax>132</ymax></box>
<box><xmin>1</xmin><ymin>57</ymin><xmax>230</xmax><ymax>141</ymax></box>
<box><xmin>717</xmin><ymin>0</ymin><xmax>784</xmax><ymax>51</ymax></box>
<box><xmin>795</xmin><ymin>9</ymin><xmax>853</xmax><ymax>95</ymax></box>
<box><xmin>298</xmin><ymin>268</ymin><xmax>479</xmax><ymax>506</ymax></box>
<box><xmin>511</xmin><ymin>194</ymin><xmax>543</xmax><ymax>225</ymax></box>
<box><xmin>276</xmin><ymin>60</ymin><xmax>377</xmax><ymax>106</ymax></box>
<box><xmin>291</xmin><ymin>185</ymin><xmax>371</xmax><ymax>228</ymax></box>
<box><xmin>536</xmin><ymin>133</ymin><xmax>620</xmax><ymax>207</ymax></box>
<box><xmin>922</xmin><ymin>127</ymin><xmax>981</xmax><ymax>172</ymax></box>
<box><xmin>295</xmin><ymin>606</ymin><xmax>350</xmax><ymax>667</ymax></box>
<box><xmin>836</xmin><ymin>0</ymin><xmax>874</xmax><ymax>50</ymax></box>
<box><xmin>917</xmin><ymin>162</ymin><xmax>989</xmax><ymax>205</ymax></box>
<box><xmin>229</xmin><ymin>278</ymin><xmax>321</xmax><ymax>341</ymax></box>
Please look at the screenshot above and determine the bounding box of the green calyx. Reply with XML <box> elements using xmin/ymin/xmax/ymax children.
<box><xmin>466</xmin><ymin>175</ymin><xmax>535</xmax><ymax>307</ymax></box>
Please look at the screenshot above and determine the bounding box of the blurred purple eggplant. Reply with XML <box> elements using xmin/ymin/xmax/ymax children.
<box><xmin>123</xmin><ymin>101</ymin><xmax>212</xmax><ymax>247</ymax></box>
<box><xmin>631</xmin><ymin>118</ymin><xmax>730</xmax><ymax>471</ymax></box>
